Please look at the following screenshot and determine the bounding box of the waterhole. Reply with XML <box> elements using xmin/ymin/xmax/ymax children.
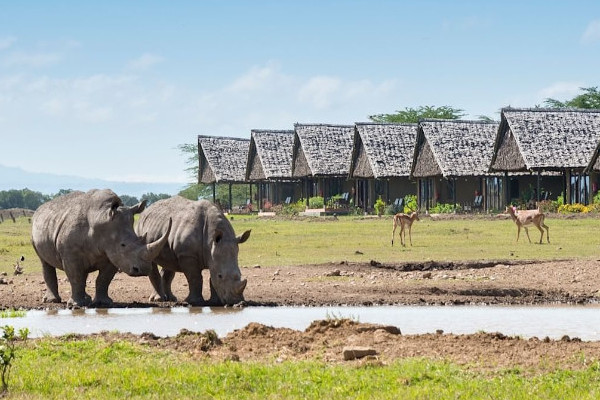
<box><xmin>5</xmin><ymin>305</ymin><xmax>600</xmax><ymax>340</ymax></box>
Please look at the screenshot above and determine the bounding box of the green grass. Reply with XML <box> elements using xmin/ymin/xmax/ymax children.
<box><xmin>0</xmin><ymin>309</ymin><xmax>26</xmax><ymax>318</ymax></box>
<box><xmin>2</xmin><ymin>215</ymin><xmax>599</xmax><ymax>275</ymax></box>
<box><xmin>231</xmin><ymin>215</ymin><xmax>600</xmax><ymax>268</ymax></box>
<box><xmin>5</xmin><ymin>338</ymin><xmax>600</xmax><ymax>399</ymax></box>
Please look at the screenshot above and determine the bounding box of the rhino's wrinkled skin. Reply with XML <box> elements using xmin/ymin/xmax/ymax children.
<box><xmin>135</xmin><ymin>196</ymin><xmax>250</xmax><ymax>306</ymax></box>
<box><xmin>31</xmin><ymin>189</ymin><xmax>171</xmax><ymax>308</ymax></box>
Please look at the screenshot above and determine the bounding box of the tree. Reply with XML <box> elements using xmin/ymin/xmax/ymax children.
<box><xmin>369</xmin><ymin>105</ymin><xmax>465</xmax><ymax>123</ymax></box>
<box><xmin>140</xmin><ymin>192</ymin><xmax>171</xmax><ymax>205</ymax></box>
<box><xmin>119</xmin><ymin>195</ymin><xmax>140</xmax><ymax>206</ymax></box>
<box><xmin>544</xmin><ymin>86</ymin><xmax>600</xmax><ymax>109</ymax></box>
<box><xmin>178</xmin><ymin>143</ymin><xmax>199</xmax><ymax>183</ymax></box>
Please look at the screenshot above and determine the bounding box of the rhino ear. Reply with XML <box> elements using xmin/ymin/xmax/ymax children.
<box><xmin>237</xmin><ymin>230</ymin><xmax>251</xmax><ymax>244</ymax></box>
<box><xmin>130</xmin><ymin>200</ymin><xmax>147</xmax><ymax>215</ymax></box>
<box><xmin>108</xmin><ymin>201</ymin><xmax>120</xmax><ymax>220</ymax></box>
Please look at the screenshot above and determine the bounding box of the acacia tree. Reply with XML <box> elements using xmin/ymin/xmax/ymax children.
<box><xmin>369</xmin><ymin>105</ymin><xmax>465</xmax><ymax>123</ymax></box>
<box><xmin>544</xmin><ymin>86</ymin><xmax>600</xmax><ymax>109</ymax></box>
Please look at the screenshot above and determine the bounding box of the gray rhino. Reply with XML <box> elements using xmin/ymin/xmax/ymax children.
<box><xmin>135</xmin><ymin>196</ymin><xmax>250</xmax><ymax>306</ymax></box>
<box><xmin>31</xmin><ymin>189</ymin><xmax>171</xmax><ymax>308</ymax></box>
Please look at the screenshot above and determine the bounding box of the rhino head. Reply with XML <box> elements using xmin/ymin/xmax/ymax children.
<box><xmin>95</xmin><ymin>198</ymin><xmax>171</xmax><ymax>276</ymax></box>
<box><xmin>208</xmin><ymin>224</ymin><xmax>251</xmax><ymax>306</ymax></box>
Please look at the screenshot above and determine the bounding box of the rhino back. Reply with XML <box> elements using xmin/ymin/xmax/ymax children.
<box><xmin>136</xmin><ymin>196</ymin><xmax>213</xmax><ymax>266</ymax></box>
<box><xmin>31</xmin><ymin>189</ymin><xmax>119</xmax><ymax>268</ymax></box>
<box><xmin>32</xmin><ymin>191</ymin><xmax>88</xmax><ymax>267</ymax></box>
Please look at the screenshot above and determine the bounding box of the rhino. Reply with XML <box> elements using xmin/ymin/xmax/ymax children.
<box><xmin>31</xmin><ymin>189</ymin><xmax>171</xmax><ymax>308</ymax></box>
<box><xmin>135</xmin><ymin>196</ymin><xmax>250</xmax><ymax>306</ymax></box>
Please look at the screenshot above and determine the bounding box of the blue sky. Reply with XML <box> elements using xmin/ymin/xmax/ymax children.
<box><xmin>1</xmin><ymin>1</ymin><xmax>599</xmax><ymax>184</ymax></box>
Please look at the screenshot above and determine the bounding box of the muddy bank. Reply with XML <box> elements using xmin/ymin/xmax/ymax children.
<box><xmin>2</xmin><ymin>258</ymin><xmax>600</xmax><ymax>309</ymax></box>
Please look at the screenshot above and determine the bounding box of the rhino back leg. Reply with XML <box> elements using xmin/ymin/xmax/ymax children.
<box><xmin>42</xmin><ymin>261</ymin><xmax>61</xmax><ymax>303</ymax></box>
<box><xmin>179</xmin><ymin>256</ymin><xmax>205</xmax><ymax>306</ymax></box>
<box><xmin>91</xmin><ymin>264</ymin><xmax>118</xmax><ymax>307</ymax></box>
<box><xmin>161</xmin><ymin>268</ymin><xmax>177</xmax><ymax>302</ymax></box>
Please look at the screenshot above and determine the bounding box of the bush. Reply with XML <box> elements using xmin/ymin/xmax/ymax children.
<box><xmin>403</xmin><ymin>194</ymin><xmax>418</xmax><ymax>213</ymax></box>
<box><xmin>374</xmin><ymin>196</ymin><xmax>386</xmax><ymax>216</ymax></box>
<box><xmin>281</xmin><ymin>199</ymin><xmax>306</xmax><ymax>216</ymax></box>
<box><xmin>558</xmin><ymin>203</ymin><xmax>591</xmax><ymax>213</ymax></box>
<box><xmin>429</xmin><ymin>203</ymin><xmax>461</xmax><ymax>213</ymax></box>
<box><xmin>308</xmin><ymin>196</ymin><xmax>324</xmax><ymax>209</ymax></box>
<box><xmin>1</xmin><ymin>325</ymin><xmax>29</xmax><ymax>393</ymax></box>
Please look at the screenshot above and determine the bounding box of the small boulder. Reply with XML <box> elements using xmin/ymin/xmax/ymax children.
<box><xmin>343</xmin><ymin>346</ymin><xmax>377</xmax><ymax>361</ymax></box>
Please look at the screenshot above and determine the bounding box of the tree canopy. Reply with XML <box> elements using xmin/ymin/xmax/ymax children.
<box><xmin>544</xmin><ymin>86</ymin><xmax>600</xmax><ymax>109</ymax></box>
<box><xmin>369</xmin><ymin>105</ymin><xmax>465</xmax><ymax>123</ymax></box>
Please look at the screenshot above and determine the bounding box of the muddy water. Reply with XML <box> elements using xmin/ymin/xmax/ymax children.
<box><xmin>5</xmin><ymin>305</ymin><xmax>600</xmax><ymax>340</ymax></box>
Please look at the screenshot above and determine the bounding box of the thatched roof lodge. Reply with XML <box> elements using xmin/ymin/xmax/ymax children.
<box><xmin>245</xmin><ymin>129</ymin><xmax>297</xmax><ymax>209</ymax></box>
<box><xmin>350</xmin><ymin>122</ymin><xmax>418</xmax><ymax>210</ymax></box>
<box><xmin>198</xmin><ymin>135</ymin><xmax>250</xmax><ymax>209</ymax></box>
<box><xmin>490</xmin><ymin>108</ymin><xmax>600</xmax><ymax>204</ymax></box>
<box><xmin>292</xmin><ymin>123</ymin><xmax>355</xmax><ymax>204</ymax></box>
<box><xmin>411</xmin><ymin>119</ymin><xmax>499</xmax><ymax>210</ymax></box>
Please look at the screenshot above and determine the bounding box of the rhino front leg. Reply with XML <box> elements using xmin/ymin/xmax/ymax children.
<box><xmin>180</xmin><ymin>257</ymin><xmax>205</xmax><ymax>306</ymax></box>
<box><xmin>148</xmin><ymin>263</ymin><xmax>168</xmax><ymax>301</ymax></box>
<box><xmin>42</xmin><ymin>261</ymin><xmax>62</xmax><ymax>303</ymax></box>
<box><xmin>63</xmin><ymin>262</ymin><xmax>91</xmax><ymax>308</ymax></box>
<box><xmin>161</xmin><ymin>268</ymin><xmax>178</xmax><ymax>301</ymax></box>
<box><xmin>91</xmin><ymin>264</ymin><xmax>117</xmax><ymax>307</ymax></box>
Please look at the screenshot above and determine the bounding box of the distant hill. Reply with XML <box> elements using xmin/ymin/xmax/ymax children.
<box><xmin>0</xmin><ymin>164</ymin><xmax>186</xmax><ymax>198</ymax></box>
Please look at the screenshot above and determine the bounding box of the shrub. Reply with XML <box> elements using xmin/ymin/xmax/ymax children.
<box><xmin>403</xmin><ymin>194</ymin><xmax>418</xmax><ymax>213</ymax></box>
<box><xmin>429</xmin><ymin>203</ymin><xmax>461</xmax><ymax>213</ymax></box>
<box><xmin>308</xmin><ymin>196</ymin><xmax>324</xmax><ymax>209</ymax></box>
<box><xmin>0</xmin><ymin>325</ymin><xmax>29</xmax><ymax>393</ymax></box>
<box><xmin>558</xmin><ymin>203</ymin><xmax>590</xmax><ymax>213</ymax></box>
<box><xmin>374</xmin><ymin>196</ymin><xmax>386</xmax><ymax>216</ymax></box>
<box><xmin>281</xmin><ymin>199</ymin><xmax>306</xmax><ymax>216</ymax></box>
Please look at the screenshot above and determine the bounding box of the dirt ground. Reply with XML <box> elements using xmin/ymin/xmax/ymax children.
<box><xmin>4</xmin><ymin>258</ymin><xmax>600</xmax><ymax>371</ymax></box>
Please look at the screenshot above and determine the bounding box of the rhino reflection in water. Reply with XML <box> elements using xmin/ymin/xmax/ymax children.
<box><xmin>31</xmin><ymin>189</ymin><xmax>171</xmax><ymax>308</ymax></box>
<box><xmin>135</xmin><ymin>196</ymin><xmax>251</xmax><ymax>306</ymax></box>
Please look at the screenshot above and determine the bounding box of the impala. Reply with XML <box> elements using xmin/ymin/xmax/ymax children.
<box><xmin>392</xmin><ymin>211</ymin><xmax>420</xmax><ymax>247</ymax></box>
<box><xmin>506</xmin><ymin>205</ymin><xmax>549</xmax><ymax>244</ymax></box>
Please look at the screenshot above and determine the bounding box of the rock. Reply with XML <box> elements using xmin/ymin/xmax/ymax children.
<box><xmin>422</xmin><ymin>272</ymin><xmax>432</xmax><ymax>279</ymax></box>
<box><xmin>325</xmin><ymin>270</ymin><xmax>341</xmax><ymax>277</ymax></box>
<box><xmin>369</xmin><ymin>260</ymin><xmax>381</xmax><ymax>267</ymax></box>
<box><xmin>355</xmin><ymin>250</ymin><xmax>363</xmax><ymax>255</ymax></box>
<box><xmin>343</xmin><ymin>346</ymin><xmax>377</xmax><ymax>361</ymax></box>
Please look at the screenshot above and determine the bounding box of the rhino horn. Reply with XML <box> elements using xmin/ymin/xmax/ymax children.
<box><xmin>237</xmin><ymin>278</ymin><xmax>247</xmax><ymax>294</ymax></box>
<box><xmin>142</xmin><ymin>218</ymin><xmax>172</xmax><ymax>261</ymax></box>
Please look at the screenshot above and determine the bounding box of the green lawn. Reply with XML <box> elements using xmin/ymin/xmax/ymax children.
<box><xmin>230</xmin><ymin>214</ymin><xmax>600</xmax><ymax>268</ymax></box>
<box><xmin>4</xmin><ymin>338</ymin><xmax>600</xmax><ymax>399</ymax></box>
<box><xmin>1</xmin><ymin>214</ymin><xmax>599</xmax><ymax>275</ymax></box>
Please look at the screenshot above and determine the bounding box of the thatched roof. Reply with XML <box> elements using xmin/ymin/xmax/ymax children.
<box><xmin>246</xmin><ymin>129</ymin><xmax>295</xmax><ymax>181</ymax></box>
<box><xmin>350</xmin><ymin>123</ymin><xmax>418</xmax><ymax>179</ymax></box>
<box><xmin>292</xmin><ymin>124</ymin><xmax>354</xmax><ymax>178</ymax></box>
<box><xmin>411</xmin><ymin>119</ymin><xmax>499</xmax><ymax>178</ymax></box>
<box><xmin>198</xmin><ymin>135</ymin><xmax>250</xmax><ymax>184</ymax></box>
<box><xmin>490</xmin><ymin>108</ymin><xmax>600</xmax><ymax>172</ymax></box>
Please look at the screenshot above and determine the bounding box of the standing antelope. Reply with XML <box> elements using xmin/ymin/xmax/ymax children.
<box><xmin>506</xmin><ymin>205</ymin><xmax>549</xmax><ymax>244</ymax></box>
<box><xmin>392</xmin><ymin>212</ymin><xmax>420</xmax><ymax>247</ymax></box>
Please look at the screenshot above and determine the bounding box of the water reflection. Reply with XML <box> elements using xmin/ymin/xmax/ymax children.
<box><xmin>5</xmin><ymin>305</ymin><xmax>600</xmax><ymax>341</ymax></box>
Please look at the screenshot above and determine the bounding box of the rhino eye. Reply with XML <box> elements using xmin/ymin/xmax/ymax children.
<box><xmin>215</xmin><ymin>233</ymin><xmax>222</xmax><ymax>244</ymax></box>
<box><xmin>120</xmin><ymin>243</ymin><xmax>126</xmax><ymax>247</ymax></box>
<box><xmin>218</xmin><ymin>273</ymin><xmax>223</xmax><ymax>279</ymax></box>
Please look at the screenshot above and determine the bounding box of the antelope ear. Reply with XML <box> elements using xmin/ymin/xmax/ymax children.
<box><xmin>237</xmin><ymin>230</ymin><xmax>251</xmax><ymax>244</ymax></box>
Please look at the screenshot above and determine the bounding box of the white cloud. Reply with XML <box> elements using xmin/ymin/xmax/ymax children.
<box><xmin>298</xmin><ymin>76</ymin><xmax>341</xmax><ymax>109</ymax></box>
<box><xmin>538</xmin><ymin>81</ymin><xmax>583</xmax><ymax>101</ymax></box>
<box><xmin>582</xmin><ymin>20</ymin><xmax>600</xmax><ymax>43</ymax></box>
<box><xmin>3</xmin><ymin>51</ymin><xmax>61</xmax><ymax>68</ymax></box>
<box><xmin>126</xmin><ymin>53</ymin><xmax>164</xmax><ymax>70</ymax></box>
<box><xmin>0</xmin><ymin>36</ymin><xmax>16</xmax><ymax>51</ymax></box>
